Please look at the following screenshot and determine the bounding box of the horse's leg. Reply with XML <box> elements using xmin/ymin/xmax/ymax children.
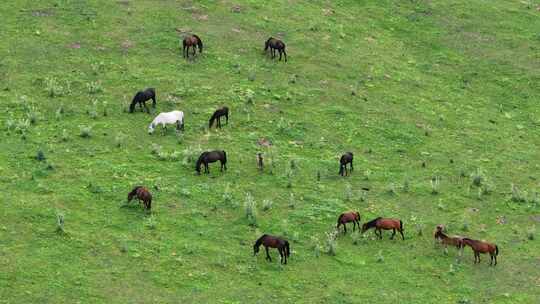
<box><xmin>265</xmin><ymin>246</ymin><xmax>271</xmax><ymax>261</ymax></box>
<box><xmin>350</xmin><ymin>160</ymin><xmax>353</xmax><ymax>172</ymax></box>
<box><xmin>353</xmin><ymin>221</ymin><xmax>356</xmax><ymax>232</ymax></box>
<box><xmin>279</xmin><ymin>49</ymin><xmax>283</xmax><ymax>61</ymax></box>
<box><xmin>391</xmin><ymin>228</ymin><xmax>396</xmax><ymax>240</ymax></box>
<box><xmin>494</xmin><ymin>253</ymin><xmax>497</xmax><ymax>266</ymax></box>
<box><xmin>143</xmin><ymin>101</ymin><xmax>150</xmax><ymax>113</ymax></box>
<box><xmin>283</xmin><ymin>49</ymin><xmax>287</xmax><ymax>62</ymax></box>
<box><xmin>192</xmin><ymin>46</ymin><xmax>196</xmax><ymax>57</ymax></box>
<box><xmin>377</xmin><ymin>228</ymin><xmax>382</xmax><ymax>239</ymax></box>
<box><xmin>279</xmin><ymin>248</ymin><xmax>284</xmax><ymax>264</ymax></box>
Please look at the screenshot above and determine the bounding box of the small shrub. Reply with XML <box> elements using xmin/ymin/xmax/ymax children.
<box><xmin>55</xmin><ymin>212</ymin><xmax>65</xmax><ymax>233</ymax></box>
<box><xmin>325</xmin><ymin>230</ymin><xmax>338</xmax><ymax>256</ymax></box>
<box><xmin>35</xmin><ymin>150</ymin><xmax>46</xmax><ymax>161</ymax></box>
<box><xmin>26</xmin><ymin>107</ymin><xmax>39</xmax><ymax>125</ymax></box>
<box><xmin>45</xmin><ymin>77</ymin><xmax>70</xmax><ymax>97</ymax></box>
<box><xmin>5</xmin><ymin>117</ymin><xmax>15</xmax><ymax>131</ymax></box>
<box><xmin>144</xmin><ymin>215</ymin><xmax>157</xmax><ymax>230</ymax></box>
<box><xmin>363</xmin><ymin>169</ymin><xmax>372</xmax><ymax>180</ymax></box>
<box><xmin>15</xmin><ymin>118</ymin><xmax>30</xmax><ymax>134</ymax></box>
<box><xmin>262</xmin><ymin>199</ymin><xmax>273</xmax><ymax>211</ymax></box>
<box><xmin>344</xmin><ymin>183</ymin><xmax>353</xmax><ymax>201</ymax></box>
<box><xmin>351</xmin><ymin>231</ymin><xmax>361</xmax><ymax>245</ymax></box>
<box><xmin>288</xmin><ymin>193</ymin><xmax>296</xmax><ymax>209</ymax></box>
<box><xmin>244</xmin><ymin>193</ymin><xmax>257</xmax><ymax>226</ymax></box>
<box><xmin>310</xmin><ymin>236</ymin><xmax>322</xmax><ymax>258</ymax></box>
<box><xmin>376</xmin><ymin>250</ymin><xmax>384</xmax><ymax>263</ymax></box>
<box><xmin>61</xmin><ymin>129</ymin><xmax>69</xmax><ymax>142</ymax></box>
<box><xmin>510</xmin><ymin>184</ymin><xmax>527</xmax><ymax>203</ymax></box>
<box><xmin>244</xmin><ymin>89</ymin><xmax>255</xmax><ymax>104</ymax></box>
<box><xmin>471</xmin><ymin>168</ymin><xmax>484</xmax><ymax>187</ymax></box>
<box><xmin>527</xmin><ymin>226</ymin><xmax>535</xmax><ymax>240</ymax></box>
<box><xmin>431</xmin><ymin>176</ymin><xmax>440</xmax><ymax>195</ymax></box>
<box><xmin>316</xmin><ymin>170</ymin><xmax>321</xmax><ymax>182</ymax></box>
<box><xmin>528</xmin><ymin>191</ymin><xmax>539</xmax><ymax>205</ymax></box>
<box><xmin>102</xmin><ymin>101</ymin><xmax>108</xmax><ymax>116</ymax></box>
<box><xmin>402</xmin><ymin>179</ymin><xmax>410</xmax><ymax>193</ymax></box>
<box><xmin>79</xmin><ymin>125</ymin><xmax>92</xmax><ymax>138</ymax></box>
<box><xmin>386</xmin><ymin>183</ymin><xmax>397</xmax><ymax>195</ymax></box>
<box><xmin>151</xmin><ymin>143</ymin><xmax>162</xmax><ymax>155</ymax></box>
<box><xmin>461</xmin><ymin>221</ymin><xmax>470</xmax><ymax>232</ymax></box>
<box><xmin>176</xmin><ymin>131</ymin><xmax>184</xmax><ymax>145</ymax></box>
<box><xmin>360</xmin><ymin>189</ymin><xmax>368</xmax><ymax>202</ymax></box>
<box><xmin>87</xmin><ymin>81</ymin><xmax>104</xmax><ymax>94</ymax></box>
<box><xmin>114</xmin><ymin>132</ymin><xmax>125</xmax><ymax>147</ymax></box>
<box><xmin>222</xmin><ymin>183</ymin><xmax>233</xmax><ymax>205</ymax></box>
<box><xmin>55</xmin><ymin>106</ymin><xmax>64</xmax><ymax>120</ymax></box>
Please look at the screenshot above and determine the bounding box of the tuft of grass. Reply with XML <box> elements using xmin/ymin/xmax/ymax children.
<box><xmin>261</xmin><ymin>199</ymin><xmax>273</xmax><ymax>211</ymax></box>
<box><xmin>344</xmin><ymin>183</ymin><xmax>352</xmax><ymax>202</ymax></box>
<box><xmin>35</xmin><ymin>150</ymin><xmax>46</xmax><ymax>161</ymax></box>
<box><xmin>79</xmin><ymin>125</ymin><xmax>92</xmax><ymax>138</ymax></box>
<box><xmin>61</xmin><ymin>129</ymin><xmax>69</xmax><ymax>142</ymax></box>
<box><xmin>244</xmin><ymin>193</ymin><xmax>257</xmax><ymax>226</ymax></box>
<box><xmin>114</xmin><ymin>132</ymin><xmax>126</xmax><ymax>148</ymax></box>
<box><xmin>55</xmin><ymin>211</ymin><xmax>65</xmax><ymax>233</ymax></box>
<box><xmin>288</xmin><ymin>193</ymin><xmax>296</xmax><ymax>209</ymax></box>
<box><xmin>386</xmin><ymin>182</ymin><xmax>397</xmax><ymax>195</ymax></box>
<box><xmin>376</xmin><ymin>250</ymin><xmax>384</xmax><ymax>263</ymax></box>
<box><xmin>26</xmin><ymin>107</ymin><xmax>39</xmax><ymax>125</ymax></box>
<box><xmin>86</xmin><ymin>81</ymin><xmax>104</xmax><ymax>94</ymax></box>
<box><xmin>144</xmin><ymin>215</ymin><xmax>157</xmax><ymax>230</ymax></box>
<box><xmin>430</xmin><ymin>176</ymin><xmax>440</xmax><ymax>195</ymax></box>
<box><xmin>471</xmin><ymin>168</ymin><xmax>485</xmax><ymax>187</ymax></box>
<box><xmin>527</xmin><ymin>226</ymin><xmax>535</xmax><ymax>240</ymax></box>
<box><xmin>363</xmin><ymin>169</ymin><xmax>372</xmax><ymax>181</ymax></box>
<box><xmin>45</xmin><ymin>77</ymin><xmax>70</xmax><ymax>97</ymax></box>
<box><xmin>510</xmin><ymin>184</ymin><xmax>527</xmax><ymax>203</ymax></box>
<box><xmin>325</xmin><ymin>230</ymin><xmax>338</xmax><ymax>256</ymax></box>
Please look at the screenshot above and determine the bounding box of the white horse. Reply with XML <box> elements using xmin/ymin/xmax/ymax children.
<box><xmin>148</xmin><ymin>110</ymin><xmax>184</xmax><ymax>134</ymax></box>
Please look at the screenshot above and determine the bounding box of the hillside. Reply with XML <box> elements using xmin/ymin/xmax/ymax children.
<box><xmin>1</xmin><ymin>1</ymin><xmax>539</xmax><ymax>303</ymax></box>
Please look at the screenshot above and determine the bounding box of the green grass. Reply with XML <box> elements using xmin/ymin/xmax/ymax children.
<box><xmin>1</xmin><ymin>0</ymin><xmax>539</xmax><ymax>303</ymax></box>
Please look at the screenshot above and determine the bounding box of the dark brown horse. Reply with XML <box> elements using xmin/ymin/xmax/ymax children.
<box><xmin>264</xmin><ymin>37</ymin><xmax>287</xmax><ymax>62</ymax></box>
<box><xmin>253</xmin><ymin>234</ymin><xmax>290</xmax><ymax>264</ymax></box>
<box><xmin>339</xmin><ymin>152</ymin><xmax>354</xmax><ymax>176</ymax></box>
<box><xmin>362</xmin><ymin>217</ymin><xmax>404</xmax><ymax>240</ymax></box>
<box><xmin>336</xmin><ymin>211</ymin><xmax>361</xmax><ymax>234</ymax></box>
<box><xmin>182</xmin><ymin>34</ymin><xmax>203</xmax><ymax>58</ymax></box>
<box><xmin>129</xmin><ymin>88</ymin><xmax>156</xmax><ymax>113</ymax></box>
<box><xmin>127</xmin><ymin>186</ymin><xmax>152</xmax><ymax>210</ymax></box>
<box><xmin>462</xmin><ymin>238</ymin><xmax>499</xmax><ymax>266</ymax></box>
<box><xmin>434</xmin><ymin>225</ymin><xmax>464</xmax><ymax>255</ymax></box>
<box><xmin>195</xmin><ymin>150</ymin><xmax>227</xmax><ymax>174</ymax></box>
<box><xmin>209</xmin><ymin>106</ymin><xmax>229</xmax><ymax>129</ymax></box>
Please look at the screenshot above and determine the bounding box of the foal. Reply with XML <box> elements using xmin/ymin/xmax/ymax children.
<box><xmin>336</xmin><ymin>211</ymin><xmax>361</xmax><ymax>234</ymax></box>
<box><xmin>253</xmin><ymin>234</ymin><xmax>290</xmax><ymax>264</ymax></box>
<box><xmin>462</xmin><ymin>238</ymin><xmax>499</xmax><ymax>266</ymax></box>
<box><xmin>434</xmin><ymin>225</ymin><xmax>464</xmax><ymax>256</ymax></box>
<box><xmin>339</xmin><ymin>152</ymin><xmax>354</xmax><ymax>176</ymax></box>
<box><xmin>182</xmin><ymin>34</ymin><xmax>203</xmax><ymax>58</ymax></box>
<box><xmin>127</xmin><ymin>186</ymin><xmax>152</xmax><ymax>210</ymax></box>
<box><xmin>129</xmin><ymin>88</ymin><xmax>156</xmax><ymax>113</ymax></box>
<box><xmin>264</xmin><ymin>37</ymin><xmax>287</xmax><ymax>62</ymax></box>
<box><xmin>362</xmin><ymin>217</ymin><xmax>404</xmax><ymax>240</ymax></box>
<box><xmin>195</xmin><ymin>150</ymin><xmax>227</xmax><ymax>174</ymax></box>
<box><xmin>209</xmin><ymin>106</ymin><xmax>229</xmax><ymax>129</ymax></box>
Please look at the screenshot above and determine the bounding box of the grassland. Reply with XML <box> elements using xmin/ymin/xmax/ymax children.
<box><xmin>1</xmin><ymin>0</ymin><xmax>539</xmax><ymax>303</ymax></box>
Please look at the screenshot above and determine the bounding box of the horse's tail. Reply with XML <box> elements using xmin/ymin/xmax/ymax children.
<box><xmin>193</xmin><ymin>34</ymin><xmax>203</xmax><ymax>52</ymax></box>
<box><xmin>209</xmin><ymin>113</ymin><xmax>216</xmax><ymax>128</ymax></box>
<box><xmin>356</xmin><ymin>212</ymin><xmax>361</xmax><ymax>221</ymax></box>
<box><xmin>495</xmin><ymin>245</ymin><xmax>499</xmax><ymax>256</ymax></box>
<box><xmin>399</xmin><ymin>220</ymin><xmax>404</xmax><ymax>231</ymax></box>
<box><xmin>285</xmin><ymin>241</ymin><xmax>290</xmax><ymax>257</ymax></box>
<box><xmin>222</xmin><ymin>150</ymin><xmax>227</xmax><ymax>165</ymax></box>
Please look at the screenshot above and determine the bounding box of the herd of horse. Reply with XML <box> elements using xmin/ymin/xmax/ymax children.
<box><xmin>123</xmin><ymin>34</ymin><xmax>499</xmax><ymax>267</ymax></box>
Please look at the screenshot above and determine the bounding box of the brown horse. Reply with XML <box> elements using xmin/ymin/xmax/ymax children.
<box><xmin>182</xmin><ymin>34</ymin><xmax>203</xmax><ymax>58</ymax></box>
<box><xmin>462</xmin><ymin>238</ymin><xmax>499</xmax><ymax>266</ymax></box>
<box><xmin>253</xmin><ymin>234</ymin><xmax>290</xmax><ymax>264</ymax></box>
<box><xmin>336</xmin><ymin>211</ymin><xmax>361</xmax><ymax>234</ymax></box>
<box><xmin>264</xmin><ymin>37</ymin><xmax>287</xmax><ymax>62</ymax></box>
<box><xmin>362</xmin><ymin>217</ymin><xmax>404</xmax><ymax>240</ymax></box>
<box><xmin>434</xmin><ymin>225</ymin><xmax>464</xmax><ymax>255</ymax></box>
<box><xmin>195</xmin><ymin>150</ymin><xmax>227</xmax><ymax>174</ymax></box>
<box><xmin>339</xmin><ymin>152</ymin><xmax>353</xmax><ymax>176</ymax></box>
<box><xmin>209</xmin><ymin>106</ymin><xmax>229</xmax><ymax>129</ymax></box>
<box><xmin>127</xmin><ymin>186</ymin><xmax>152</xmax><ymax>210</ymax></box>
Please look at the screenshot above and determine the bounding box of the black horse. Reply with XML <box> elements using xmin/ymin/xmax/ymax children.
<box><xmin>183</xmin><ymin>34</ymin><xmax>203</xmax><ymax>58</ymax></box>
<box><xmin>264</xmin><ymin>37</ymin><xmax>287</xmax><ymax>62</ymax></box>
<box><xmin>339</xmin><ymin>152</ymin><xmax>354</xmax><ymax>176</ymax></box>
<box><xmin>253</xmin><ymin>234</ymin><xmax>290</xmax><ymax>264</ymax></box>
<box><xmin>195</xmin><ymin>150</ymin><xmax>227</xmax><ymax>174</ymax></box>
<box><xmin>129</xmin><ymin>88</ymin><xmax>156</xmax><ymax>113</ymax></box>
<box><xmin>209</xmin><ymin>106</ymin><xmax>229</xmax><ymax>129</ymax></box>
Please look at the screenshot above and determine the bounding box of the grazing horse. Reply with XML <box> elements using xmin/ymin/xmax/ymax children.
<box><xmin>264</xmin><ymin>37</ymin><xmax>287</xmax><ymax>62</ymax></box>
<box><xmin>462</xmin><ymin>238</ymin><xmax>499</xmax><ymax>266</ymax></box>
<box><xmin>127</xmin><ymin>186</ymin><xmax>152</xmax><ymax>210</ymax></box>
<box><xmin>336</xmin><ymin>211</ymin><xmax>361</xmax><ymax>234</ymax></box>
<box><xmin>434</xmin><ymin>225</ymin><xmax>464</xmax><ymax>256</ymax></box>
<box><xmin>195</xmin><ymin>150</ymin><xmax>227</xmax><ymax>174</ymax></box>
<box><xmin>339</xmin><ymin>152</ymin><xmax>354</xmax><ymax>176</ymax></box>
<box><xmin>209</xmin><ymin>106</ymin><xmax>229</xmax><ymax>129</ymax></box>
<box><xmin>129</xmin><ymin>88</ymin><xmax>156</xmax><ymax>113</ymax></box>
<box><xmin>362</xmin><ymin>217</ymin><xmax>405</xmax><ymax>240</ymax></box>
<box><xmin>148</xmin><ymin>111</ymin><xmax>184</xmax><ymax>135</ymax></box>
<box><xmin>182</xmin><ymin>34</ymin><xmax>203</xmax><ymax>58</ymax></box>
<box><xmin>253</xmin><ymin>234</ymin><xmax>290</xmax><ymax>264</ymax></box>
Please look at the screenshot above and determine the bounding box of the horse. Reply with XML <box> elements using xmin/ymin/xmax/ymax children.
<box><xmin>339</xmin><ymin>152</ymin><xmax>354</xmax><ymax>176</ymax></box>
<box><xmin>264</xmin><ymin>37</ymin><xmax>287</xmax><ymax>62</ymax></box>
<box><xmin>127</xmin><ymin>186</ymin><xmax>152</xmax><ymax>210</ymax></box>
<box><xmin>434</xmin><ymin>225</ymin><xmax>464</xmax><ymax>255</ymax></box>
<box><xmin>148</xmin><ymin>111</ymin><xmax>184</xmax><ymax>135</ymax></box>
<box><xmin>182</xmin><ymin>34</ymin><xmax>203</xmax><ymax>58</ymax></box>
<box><xmin>336</xmin><ymin>211</ymin><xmax>361</xmax><ymax>234</ymax></box>
<box><xmin>462</xmin><ymin>238</ymin><xmax>499</xmax><ymax>266</ymax></box>
<box><xmin>362</xmin><ymin>217</ymin><xmax>404</xmax><ymax>240</ymax></box>
<box><xmin>195</xmin><ymin>150</ymin><xmax>227</xmax><ymax>174</ymax></box>
<box><xmin>253</xmin><ymin>234</ymin><xmax>290</xmax><ymax>264</ymax></box>
<box><xmin>129</xmin><ymin>88</ymin><xmax>156</xmax><ymax>113</ymax></box>
<box><xmin>209</xmin><ymin>106</ymin><xmax>229</xmax><ymax>129</ymax></box>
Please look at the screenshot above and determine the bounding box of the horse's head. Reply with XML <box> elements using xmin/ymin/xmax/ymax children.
<box><xmin>148</xmin><ymin>123</ymin><xmax>155</xmax><ymax>134</ymax></box>
<box><xmin>253</xmin><ymin>243</ymin><xmax>260</xmax><ymax>256</ymax></box>
<box><xmin>127</xmin><ymin>191</ymin><xmax>135</xmax><ymax>202</ymax></box>
<box><xmin>361</xmin><ymin>223</ymin><xmax>368</xmax><ymax>234</ymax></box>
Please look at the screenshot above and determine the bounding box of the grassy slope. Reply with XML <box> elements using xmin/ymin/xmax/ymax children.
<box><xmin>1</xmin><ymin>0</ymin><xmax>539</xmax><ymax>303</ymax></box>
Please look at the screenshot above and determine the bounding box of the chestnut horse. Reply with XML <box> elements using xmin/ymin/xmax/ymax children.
<box><xmin>339</xmin><ymin>152</ymin><xmax>354</xmax><ymax>176</ymax></box>
<box><xmin>362</xmin><ymin>217</ymin><xmax>404</xmax><ymax>240</ymax></box>
<box><xmin>182</xmin><ymin>34</ymin><xmax>203</xmax><ymax>58</ymax></box>
<box><xmin>209</xmin><ymin>106</ymin><xmax>229</xmax><ymax>129</ymax></box>
<box><xmin>264</xmin><ymin>37</ymin><xmax>287</xmax><ymax>62</ymax></box>
<box><xmin>434</xmin><ymin>225</ymin><xmax>464</xmax><ymax>255</ymax></box>
<box><xmin>462</xmin><ymin>238</ymin><xmax>499</xmax><ymax>266</ymax></box>
<box><xmin>127</xmin><ymin>186</ymin><xmax>152</xmax><ymax>210</ymax></box>
<box><xmin>253</xmin><ymin>234</ymin><xmax>290</xmax><ymax>264</ymax></box>
<box><xmin>336</xmin><ymin>211</ymin><xmax>361</xmax><ymax>234</ymax></box>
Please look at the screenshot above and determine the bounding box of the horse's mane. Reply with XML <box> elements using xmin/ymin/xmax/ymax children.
<box><xmin>255</xmin><ymin>234</ymin><xmax>268</xmax><ymax>247</ymax></box>
<box><xmin>364</xmin><ymin>217</ymin><xmax>382</xmax><ymax>229</ymax></box>
<box><xmin>192</xmin><ymin>34</ymin><xmax>203</xmax><ymax>51</ymax></box>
